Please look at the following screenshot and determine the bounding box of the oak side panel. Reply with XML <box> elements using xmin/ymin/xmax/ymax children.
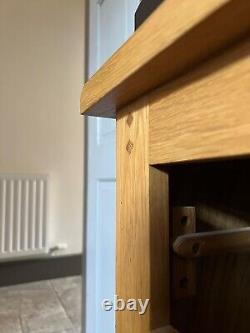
<box><xmin>116</xmin><ymin>99</ymin><xmax>150</xmax><ymax>333</ymax></box>
<box><xmin>149</xmin><ymin>38</ymin><xmax>250</xmax><ymax>165</ymax></box>
<box><xmin>116</xmin><ymin>99</ymin><xmax>170</xmax><ymax>332</ymax></box>
<box><xmin>149</xmin><ymin>166</ymin><xmax>170</xmax><ymax>329</ymax></box>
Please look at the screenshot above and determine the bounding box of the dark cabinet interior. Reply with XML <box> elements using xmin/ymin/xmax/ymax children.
<box><xmin>168</xmin><ymin>159</ymin><xmax>250</xmax><ymax>333</ymax></box>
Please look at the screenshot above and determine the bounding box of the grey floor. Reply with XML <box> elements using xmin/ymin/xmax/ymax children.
<box><xmin>0</xmin><ymin>276</ymin><xmax>82</xmax><ymax>333</ymax></box>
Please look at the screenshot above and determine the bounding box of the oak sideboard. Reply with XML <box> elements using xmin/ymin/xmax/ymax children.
<box><xmin>81</xmin><ymin>0</ymin><xmax>250</xmax><ymax>332</ymax></box>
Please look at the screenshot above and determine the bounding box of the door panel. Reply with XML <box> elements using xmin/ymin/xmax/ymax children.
<box><xmin>98</xmin><ymin>0</ymin><xmax>127</xmax><ymax>65</ymax></box>
<box><xmin>96</xmin><ymin>181</ymin><xmax>115</xmax><ymax>332</ymax></box>
<box><xmin>85</xmin><ymin>1</ymin><xmax>139</xmax><ymax>332</ymax></box>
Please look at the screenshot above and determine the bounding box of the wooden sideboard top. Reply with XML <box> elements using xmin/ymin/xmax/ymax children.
<box><xmin>80</xmin><ymin>0</ymin><xmax>250</xmax><ymax>118</ymax></box>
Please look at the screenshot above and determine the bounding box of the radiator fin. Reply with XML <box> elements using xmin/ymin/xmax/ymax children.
<box><xmin>0</xmin><ymin>175</ymin><xmax>48</xmax><ymax>260</ymax></box>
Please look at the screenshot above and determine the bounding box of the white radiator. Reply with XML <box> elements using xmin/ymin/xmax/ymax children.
<box><xmin>0</xmin><ymin>174</ymin><xmax>48</xmax><ymax>260</ymax></box>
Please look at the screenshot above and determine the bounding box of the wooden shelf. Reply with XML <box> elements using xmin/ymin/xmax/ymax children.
<box><xmin>81</xmin><ymin>0</ymin><xmax>250</xmax><ymax>118</ymax></box>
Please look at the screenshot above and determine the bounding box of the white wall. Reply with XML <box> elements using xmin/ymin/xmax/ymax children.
<box><xmin>0</xmin><ymin>0</ymin><xmax>84</xmax><ymax>255</ymax></box>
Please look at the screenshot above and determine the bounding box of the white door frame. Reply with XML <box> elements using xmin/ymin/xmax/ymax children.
<box><xmin>82</xmin><ymin>1</ymin><xmax>140</xmax><ymax>332</ymax></box>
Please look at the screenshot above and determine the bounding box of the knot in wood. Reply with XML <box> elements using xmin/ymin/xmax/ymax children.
<box><xmin>126</xmin><ymin>140</ymin><xmax>134</xmax><ymax>154</ymax></box>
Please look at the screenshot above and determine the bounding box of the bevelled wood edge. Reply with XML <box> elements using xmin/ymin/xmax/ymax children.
<box><xmin>81</xmin><ymin>0</ymin><xmax>250</xmax><ymax>118</ymax></box>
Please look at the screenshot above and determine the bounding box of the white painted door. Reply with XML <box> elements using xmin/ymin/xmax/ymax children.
<box><xmin>84</xmin><ymin>1</ymin><xmax>139</xmax><ymax>333</ymax></box>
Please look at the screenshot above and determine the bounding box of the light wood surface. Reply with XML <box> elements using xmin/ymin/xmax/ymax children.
<box><xmin>116</xmin><ymin>99</ymin><xmax>170</xmax><ymax>332</ymax></box>
<box><xmin>173</xmin><ymin>227</ymin><xmax>250</xmax><ymax>258</ymax></box>
<box><xmin>196</xmin><ymin>203</ymin><xmax>250</xmax><ymax>230</ymax></box>
<box><xmin>81</xmin><ymin>0</ymin><xmax>250</xmax><ymax>118</ymax></box>
<box><xmin>82</xmin><ymin>1</ymin><xmax>250</xmax><ymax>331</ymax></box>
<box><xmin>149</xmin><ymin>38</ymin><xmax>250</xmax><ymax>165</ymax></box>
<box><xmin>172</xmin><ymin>207</ymin><xmax>196</xmax><ymax>300</ymax></box>
<box><xmin>116</xmin><ymin>99</ymin><xmax>150</xmax><ymax>333</ymax></box>
<box><xmin>149</xmin><ymin>166</ymin><xmax>170</xmax><ymax>329</ymax></box>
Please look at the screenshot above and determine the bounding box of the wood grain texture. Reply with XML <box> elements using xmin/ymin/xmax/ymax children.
<box><xmin>196</xmin><ymin>203</ymin><xmax>250</xmax><ymax>230</ymax></box>
<box><xmin>116</xmin><ymin>99</ymin><xmax>170</xmax><ymax>332</ymax></box>
<box><xmin>172</xmin><ymin>207</ymin><xmax>196</xmax><ymax>300</ymax></box>
<box><xmin>149</xmin><ymin>166</ymin><xmax>169</xmax><ymax>329</ymax></box>
<box><xmin>81</xmin><ymin>0</ymin><xmax>250</xmax><ymax>118</ymax></box>
<box><xmin>149</xmin><ymin>38</ymin><xmax>250</xmax><ymax>165</ymax></box>
<box><xmin>174</xmin><ymin>227</ymin><xmax>250</xmax><ymax>258</ymax></box>
<box><xmin>116</xmin><ymin>99</ymin><xmax>150</xmax><ymax>333</ymax></box>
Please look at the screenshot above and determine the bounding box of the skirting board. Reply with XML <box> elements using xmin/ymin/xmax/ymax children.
<box><xmin>0</xmin><ymin>254</ymin><xmax>82</xmax><ymax>287</ymax></box>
